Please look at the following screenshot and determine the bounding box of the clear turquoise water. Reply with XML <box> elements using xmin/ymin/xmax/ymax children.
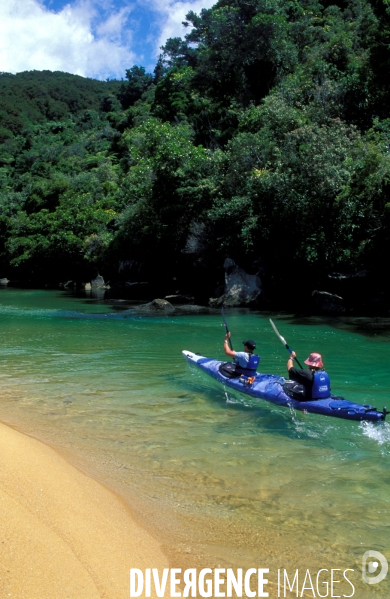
<box><xmin>1</xmin><ymin>288</ymin><xmax>390</xmax><ymax>596</ymax></box>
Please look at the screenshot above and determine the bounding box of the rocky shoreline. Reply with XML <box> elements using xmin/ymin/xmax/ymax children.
<box><xmin>2</xmin><ymin>259</ymin><xmax>390</xmax><ymax>317</ymax></box>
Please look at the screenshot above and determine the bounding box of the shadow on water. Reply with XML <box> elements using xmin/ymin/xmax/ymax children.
<box><xmin>283</xmin><ymin>313</ymin><xmax>390</xmax><ymax>339</ymax></box>
<box><xmin>54</xmin><ymin>299</ymin><xmax>390</xmax><ymax>341</ymax></box>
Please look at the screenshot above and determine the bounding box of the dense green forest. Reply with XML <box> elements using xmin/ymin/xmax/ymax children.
<box><xmin>1</xmin><ymin>0</ymin><xmax>390</xmax><ymax>310</ymax></box>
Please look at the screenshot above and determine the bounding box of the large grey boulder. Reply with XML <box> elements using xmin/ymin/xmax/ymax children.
<box><xmin>0</xmin><ymin>278</ymin><xmax>9</xmax><ymax>286</ymax></box>
<box><xmin>91</xmin><ymin>274</ymin><xmax>106</xmax><ymax>289</ymax></box>
<box><xmin>312</xmin><ymin>290</ymin><xmax>346</xmax><ymax>314</ymax></box>
<box><xmin>209</xmin><ymin>259</ymin><xmax>262</xmax><ymax>307</ymax></box>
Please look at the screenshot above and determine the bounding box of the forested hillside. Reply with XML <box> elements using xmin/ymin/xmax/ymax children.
<box><xmin>1</xmin><ymin>0</ymin><xmax>390</xmax><ymax>311</ymax></box>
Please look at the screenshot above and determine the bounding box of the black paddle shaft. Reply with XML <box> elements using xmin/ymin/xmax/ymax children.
<box><xmin>222</xmin><ymin>307</ymin><xmax>233</xmax><ymax>350</ymax></box>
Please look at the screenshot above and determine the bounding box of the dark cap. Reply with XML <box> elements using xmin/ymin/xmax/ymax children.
<box><xmin>242</xmin><ymin>339</ymin><xmax>256</xmax><ymax>350</ymax></box>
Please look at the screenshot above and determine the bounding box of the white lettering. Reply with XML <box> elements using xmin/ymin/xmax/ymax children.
<box><xmin>301</xmin><ymin>570</ymin><xmax>315</xmax><ymax>597</ymax></box>
<box><xmin>170</xmin><ymin>569</ymin><xmax>181</xmax><ymax>597</ymax></box>
<box><xmin>130</xmin><ymin>566</ymin><xmax>355</xmax><ymax>599</ymax></box>
<box><xmin>316</xmin><ymin>569</ymin><xmax>329</xmax><ymax>597</ymax></box>
<box><xmin>331</xmin><ymin>570</ymin><xmax>341</xmax><ymax>598</ymax></box>
<box><xmin>130</xmin><ymin>569</ymin><xmax>143</xmax><ymax>597</ymax></box>
<box><xmin>343</xmin><ymin>570</ymin><xmax>355</xmax><ymax>598</ymax></box>
<box><xmin>284</xmin><ymin>570</ymin><xmax>299</xmax><ymax>596</ymax></box>
<box><xmin>199</xmin><ymin>569</ymin><xmax>212</xmax><ymax>598</ymax></box>
<box><xmin>183</xmin><ymin>569</ymin><xmax>197</xmax><ymax>597</ymax></box>
<box><xmin>227</xmin><ymin>568</ymin><xmax>243</xmax><ymax>597</ymax></box>
<box><xmin>258</xmin><ymin>569</ymin><xmax>269</xmax><ymax>597</ymax></box>
<box><xmin>214</xmin><ymin>569</ymin><xmax>225</xmax><ymax>597</ymax></box>
<box><xmin>153</xmin><ymin>569</ymin><xmax>169</xmax><ymax>598</ymax></box>
<box><xmin>244</xmin><ymin>569</ymin><xmax>256</xmax><ymax>598</ymax></box>
<box><xmin>145</xmin><ymin>569</ymin><xmax>151</xmax><ymax>597</ymax></box>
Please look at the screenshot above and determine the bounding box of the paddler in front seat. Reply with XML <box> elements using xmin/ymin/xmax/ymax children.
<box><xmin>223</xmin><ymin>333</ymin><xmax>260</xmax><ymax>376</ymax></box>
<box><xmin>287</xmin><ymin>351</ymin><xmax>331</xmax><ymax>399</ymax></box>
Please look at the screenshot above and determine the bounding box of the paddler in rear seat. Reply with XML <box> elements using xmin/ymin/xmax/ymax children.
<box><xmin>287</xmin><ymin>352</ymin><xmax>331</xmax><ymax>399</ymax></box>
<box><xmin>223</xmin><ymin>333</ymin><xmax>260</xmax><ymax>376</ymax></box>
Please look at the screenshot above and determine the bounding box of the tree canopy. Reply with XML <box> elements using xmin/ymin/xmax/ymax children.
<box><xmin>1</xmin><ymin>0</ymin><xmax>390</xmax><ymax>308</ymax></box>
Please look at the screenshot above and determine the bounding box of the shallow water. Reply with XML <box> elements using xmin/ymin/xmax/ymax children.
<box><xmin>1</xmin><ymin>288</ymin><xmax>389</xmax><ymax>597</ymax></box>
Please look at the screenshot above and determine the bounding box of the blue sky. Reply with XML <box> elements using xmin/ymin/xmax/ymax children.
<box><xmin>0</xmin><ymin>0</ymin><xmax>216</xmax><ymax>80</ymax></box>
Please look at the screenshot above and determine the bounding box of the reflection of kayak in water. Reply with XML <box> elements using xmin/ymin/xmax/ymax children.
<box><xmin>182</xmin><ymin>350</ymin><xmax>387</xmax><ymax>422</ymax></box>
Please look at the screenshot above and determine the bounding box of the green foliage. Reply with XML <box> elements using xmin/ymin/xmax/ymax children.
<box><xmin>112</xmin><ymin>118</ymin><xmax>211</xmax><ymax>272</ymax></box>
<box><xmin>2</xmin><ymin>0</ymin><xmax>390</xmax><ymax>300</ymax></box>
<box><xmin>118</xmin><ymin>66</ymin><xmax>154</xmax><ymax>109</ymax></box>
<box><xmin>205</xmin><ymin>112</ymin><xmax>386</xmax><ymax>273</ymax></box>
<box><xmin>153</xmin><ymin>67</ymin><xmax>196</xmax><ymax>121</ymax></box>
<box><xmin>6</xmin><ymin>198</ymin><xmax>115</xmax><ymax>273</ymax></box>
<box><xmin>0</xmin><ymin>71</ymin><xmax>121</xmax><ymax>137</ymax></box>
<box><xmin>0</xmin><ymin>99</ymin><xmax>119</xmax><ymax>277</ymax></box>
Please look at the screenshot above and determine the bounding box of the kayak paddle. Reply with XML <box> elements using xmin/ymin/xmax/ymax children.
<box><xmin>222</xmin><ymin>307</ymin><xmax>233</xmax><ymax>350</ymax></box>
<box><xmin>269</xmin><ymin>318</ymin><xmax>303</xmax><ymax>368</ymax></box>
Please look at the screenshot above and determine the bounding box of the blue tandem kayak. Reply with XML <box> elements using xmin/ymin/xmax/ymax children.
<box><xmin>182</xmin><ymin>350</ymin><xmax>387</xmax><ymax>422</ymax></box>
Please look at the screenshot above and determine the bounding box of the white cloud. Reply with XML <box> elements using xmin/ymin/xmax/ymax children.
<box><xmin>0</xmin><ymin>0</ymin><xmax>218</xmax><ymax>79</ymax></box>
<box><xmin>150</xmin><ymin>0</ymin><xmax>216</xmax><ymax>57</ymax></box>
<box><xmin>0</xmin><ymin>0</ymin><xmax>136</xmax><ymax>79</ymax></box>
<box><xmin>96</xmin><ymin>5</ymin><xmax>132</xmax><ymax>42</ymax></box>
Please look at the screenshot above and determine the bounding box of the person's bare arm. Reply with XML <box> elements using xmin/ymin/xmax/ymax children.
<box><xmin>287</xmin><ymin>350</ymin><xmax>296</xmax><ymax>371</ymax></box>
<box><xmin>223</xmin><ymin>332</ymin><xmax>236</xmax><ymax>358</ymax></box>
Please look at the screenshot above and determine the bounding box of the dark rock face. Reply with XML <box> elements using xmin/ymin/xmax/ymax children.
<box><xmin>312</xmin><ymin>290</ymin><xmax>346</xmax><ymax>314</ymax></box>
<box><xmin>328</xmin><ymin>271</ymin><xmax>368</xmax><ymax>281</ymax></box>
<box><xmin>209</xmin><ymin>259</ymin><xmax>262</xmax><ymax>307</ymax></box>
<box><xmin>325</xmin><ymin>270</ymin><xmax>390</xmax><ymax>315</ymax></box>
<box><xmin>105</xmin><ymin>281</ymin><xmax>152</xmax><ymax>300</ymax></box>
<box><xmin>164</xmin><ymin>294</ymin><xmax>195</xmax><ymax>304</ymax></box>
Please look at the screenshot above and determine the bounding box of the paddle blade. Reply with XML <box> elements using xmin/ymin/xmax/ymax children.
<box><xmin>269</xmin><ymin>318</ymin><xmax>287</xmax><ymax>346</ymax></box>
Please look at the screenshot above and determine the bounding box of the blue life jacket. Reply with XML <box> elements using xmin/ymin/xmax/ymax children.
<box><xmin>312</xmin><ymin>370</ymin><xmax>331</xmax><ymax>399</ymax></box>
<box><xmin>235</xmin><ymin>354</ymin><xmax>260</xmax><ymax>376</ymax></box>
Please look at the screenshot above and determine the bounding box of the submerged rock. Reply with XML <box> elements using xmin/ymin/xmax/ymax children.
<box><xmin>135</xmin><ymin>298</ymin><xmax>175</xmax><ymax>314</ymax></box>
<box><xmin>174</xmin><ymin>304</ymin><xmax>210</xmax><ymax>314</ymax></box>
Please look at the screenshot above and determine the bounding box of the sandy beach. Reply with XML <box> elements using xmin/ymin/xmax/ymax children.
<box><xmin>0</xmin><ymin>421</ymin><xmax>169</xmax><ymax>599</ymax></box>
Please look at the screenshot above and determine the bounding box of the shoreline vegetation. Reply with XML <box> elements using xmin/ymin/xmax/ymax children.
<box><xmin>2</xmin><ymin>0</ymin><xmax>390</xmax><ymax>314</ymax></box>
<box><xmin>0</xmin><ymin>420</ymin><xmax>169</xmax><ymax>599</ymax></box>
